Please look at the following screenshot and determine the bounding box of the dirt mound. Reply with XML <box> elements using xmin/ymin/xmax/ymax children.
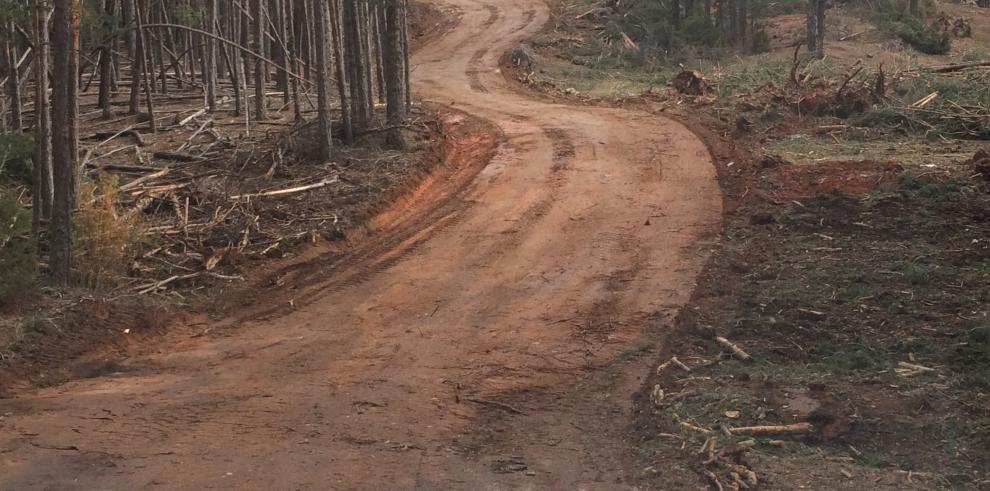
<box><xmin>0</xmin><ymin>298</ymin><xmax>174</xmax><ymax>396</ymax></box>
<box><xmin>797</xmin><ymin>87</ymin><xmax>878</xmax><ymax>118</ymax></box>
<box><xmin>762</xmin><ymin>160</ymin><xmax>904</xmax><ymax>200</ymax></box>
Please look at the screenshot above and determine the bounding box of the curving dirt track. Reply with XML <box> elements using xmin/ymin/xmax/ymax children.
<box><xmin>0</xmin><ymin>0</ymin><xmax>721</xmax><ymax>489</ymax></box>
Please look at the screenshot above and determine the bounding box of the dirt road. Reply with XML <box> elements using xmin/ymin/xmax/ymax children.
<box><xmin>0</xmin><ymin>0</ymin><xmax>721</xmax><ymax>488</ymax></box>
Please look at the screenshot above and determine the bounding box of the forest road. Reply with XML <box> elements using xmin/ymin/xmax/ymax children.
<box><xmin>0</xmin><ymin>0</ymin><xmax>721</xmax><ymax>489</ymax></box>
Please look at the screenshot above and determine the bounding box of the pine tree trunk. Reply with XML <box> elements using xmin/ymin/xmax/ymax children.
<box><xmin>329</xmin><ymin>0</ymin><xmax>353</xmax><ymax>143</ymax></box>
<box><xmin>343</xmin><ymin>0</ymin><xmax>371</xmax><ymax>131</ymax></box>
<box><xmin>276</xmin><ymin>0</ymin><xmax>291</xmax><ymax>104</ymax></box>
<box><xmin>737</xmin><ymin>0</ymin><xmax>748</xmax><ymax>50</ymax></box>
<box><xmin>288</xmin><ymin>0</ymin><xmax>302</xmax><ymax>121</ymax></box>
<box><xmin>98</xmin><ymin>0</ymin><xmax>116</xmax><ymax>119</ymax></box>
<box><xmin>312</xmin><ymin>0</ymin><xmax>332</xmax><ymax>160</ymax></box>
<box><xmin>807</xmin><ymin>0</ymin><xmax>825</xmax><ymax>57</ymax></box>
<box><xmin>401</xmin><ymin>0</ymin><xmax>411</xmax><ymax>113</ymax></box>
<box><xmin>4</xmin><ymin>22</ymin><xmax>22</xmax><ymax>131</ymax></box>
<box><xmin>206</xmin><ymin>0</ymin><xmax>219</xmax><ymax>111</ymax></box>
<box><xmin>383</xmin><ymin>0</ymin><xmax>405</xmax><ymax>149</ymax></box>
<box><xmin>252</xmin><ymin>0</ymin><xmax>267</xmax><ymax>120</ymax></box>
<box><xmin>134</xmin><ymin>0</ymin><xmax>157</xmax><ymax>131</ymax></box>
<box><xmin>372</xmin><ymin>5</ymin><xmax>386</xmax><ymax>104</ymax></box>
<box><xmin>50</xmin><ymin>0</ymin><xmax>81</xmax><ymax>286</ymax></box>
<box><xmin>127</xmin><ymin>0</ymin><xmax>142</xmax><ymax>114</ymax></box>
<box><xmin>727</xmin><ymin>0</ymin><xmax>736</xmax><ymax>43</ymax></box>
<box><xmin>32</xmin><ymin>0</ymin><xmax>53</xmax><ymax>232</ymax></box>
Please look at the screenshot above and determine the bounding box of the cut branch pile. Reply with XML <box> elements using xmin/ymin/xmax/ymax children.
<box><xmin>78</xmin><ymin>103</ymin><xmax>441</xmax><ymax>297</ymax></box>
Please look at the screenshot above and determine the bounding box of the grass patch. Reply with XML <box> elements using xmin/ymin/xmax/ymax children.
<box><xmin>74</xmin><ymin>177</ymin><xmax>145</xmax><ymax>290</ymax></box>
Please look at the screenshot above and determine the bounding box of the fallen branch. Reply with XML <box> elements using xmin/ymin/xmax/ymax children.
<box><xmin>911</xmin><ymin>91</ymin><xmax>939</xmax><ymax>108</ymax></box>
<box><xmin>153</xmin><ymin>151</ymin><xmax>203</xmax><ymax>162</ymax></box>
<box><xmin>729</xmin><ymin>422</ymin><xmax>813</xmax><ymax>436</ymax></box>
<box><xmin>85</xmin><ymin>127</ymin><xmax>147</xmax><ymax>147</ymax></box>
<box><xmin>134</xmin><ymin>271</ymin><xmax>243</xmax><ymax>294</ymax></box>
<box><xmin>928</xmin><ymin>61</ymin><xmax>990</xmax><ymax>73</ymax></box>
<box><xmin>230</xmin><ymin>177</ymin><xmax>338</xmax><ymax>200</ymax></box>
<box><xmin>466</xmin><ymin>398</ymin><xmax>526</xmax><ymax>415</ymax></box>
<box><xmin>789</xmin><ymin>41</ymin><xmax>804</xmax><ymax>86</ymax></box>
<box><xmin>679</xmin><ymin>421</ymin><xmax>713</xmax><ymax>434</ymax></box>
<box><xmin>895</xmin><ymin>361</ymin><xmax>936</xmax><ymax>377</ymax></box>
<box><xmin>118</xmin><ymin>167</ymin><xmax>169</xmax><ymax>192</ymax></box>
<box><xmin>836</xmin><ymin>64</ymin><xmax>864</xmax><ymax>99</ymax></box>
<box><xmin>716</xmin><ymin>336</ymin><xmax>752</xmax><ymax>361</ymax></box>
<box><xmin>178</xmin><ymin>108</ymin><xmax>207</xmax><ymax>126</ymax></box>
<box><xmin>657</xmin><ymin>356</ymin><xmax>692</xmax><ymax>374</ymax></box>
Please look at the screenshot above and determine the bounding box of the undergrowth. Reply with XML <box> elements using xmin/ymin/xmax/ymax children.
<box><xmin>0</xmin><ymin>188</ymin><xmax>34</xmax><ymax>303</ymax></box>
<box><xmin>74</xmin><ymin>177</ymin><xmax>145</xmax><ymax>290</ymax></box>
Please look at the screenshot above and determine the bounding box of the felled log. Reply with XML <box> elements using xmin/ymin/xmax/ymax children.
<box><xmin>85</xmin><ymin>129</ymin><xmax>147</xmax><ymax>146</ymax></box>
<box><xmin>153</xmin><ymin>151</ymin><xmax>203</xmax><ymax>162</ymax></box>
<box><xmin>229</xmin><ymin>177</ymin><xmax>339</xmax><ymax>200</ymax></box>
<box><xmin>729</xmin><ymin>422</ymin><xmax>813</xmax><ymax>436</ymax></box>
<box><xmin>928</xmin><ymin>61</ymin><xmax>990</xmax><ymax>73</ymax></box>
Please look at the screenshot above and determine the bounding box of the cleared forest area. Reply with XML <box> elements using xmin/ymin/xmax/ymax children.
<box><xmin>0</xmin><ymin>0</ymin><xmax>448</xmax><ymax>391</ymax></box>
<box><xmin>502</xmin><ymin>0</ymin><xmax>990</xmax><ymax>487</ymax></box>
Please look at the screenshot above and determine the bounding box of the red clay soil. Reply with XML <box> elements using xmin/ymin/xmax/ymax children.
<box><xmin>0</xmin><ymin>0</ymin><xmax>722</xmax><ymax>489</ymax></box>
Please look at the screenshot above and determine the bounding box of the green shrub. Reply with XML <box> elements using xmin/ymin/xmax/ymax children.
<box><xmin>896</xmin><ymin>19</ymin><xmax>950</xmax><ymax>55</ymax></box>
<box><xmin>751</xmin><ymin>30</ymin><xmax>771</xmax><ymax>54</ymax></box>
<box><xmin>0</xmin><ymin>189</ymin><xmax>35</xmax><ymax>302</ymax></box>
<box><xmin>679</xmin><ymin>15</ymin><xmax>721</xmax><ymax>47</ymax></box>
<box><xmin>0</xmin><ymin>132</ymin><xmax>35</xmax><ymax>187</ymax></box>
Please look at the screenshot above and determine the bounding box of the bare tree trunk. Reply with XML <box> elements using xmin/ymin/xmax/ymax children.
<box><xmin>98</xmin><ymin>0</ymin><xmax>117</xmax><ymax>119</ymax></box>
<box><xmin>252</xmin><ymin>0</ymin><xmax>267</xmax><ymax>120</ymax></box>
<box><xmin>329</xmin><ymin>0</ymin><xmax>353</xmax><ymax>143</ymax></box>
<box><xmin>32</xmin><ymin>0</ymin><xmax>53</xmax><ymax>233</ymax></box>
<box><xmin>807</xmin><ymin>0</ymin><xmax>826</xmax><ymax>57</ymax></box>
<box><xmin>737</xmin><ymin>0</ymin><xmax>748</xmax><ymax>51</ymax></box>
<box><xmin>383</xmin><ymin>0</ymin><xmax>405</xmax><ymax>149</ymax></box>
<box><xmin>127</xmin><ymin>0</ymin><xmax>142</xmax><ymax>113</ymax></box>
<box><xmin>276</xmin><ymin>0</ymin><xmax>291</xmax><ymax>104</ymax></box>
<box><xmin>135</xmin><ymin>0</ymin><xmax>157</xmax><ymax>131</ymax></box>
<box><xmin>50</xmin><ymin>0</ymin><xmax>81</xmax><ymax>286</ymax></box>
<box><xmin>206</xmin><ymin>0</ymin><xmax>219</xmax><ymax>111</ymax></box>
<box><xmin>727</xmin><ymin>0</ymin><xmax>736</xmax><ymax>43</ymax></box>
<box><xmin>4</xmin><ymin>21</ymin><xmax>22</xmax><ymax>131</ymax></box>
<box><xmin>287</xmin><ymin>0</ymin><xmax>302</xmax><ymax>120</ymax></box>
<box><xmin>312</xmin><ymin>0</ymin><xmax>332</xmax><ymax>160</ymax></box>
<box><xmin>401</xmin><ymin>0</ymin><xmax>411</xmax><ymax>113</ymax></box>
<box><xmin>372</xmin><ymin>5</ymin><xmax>386</xmax><ymax>104</ymax></box>
<box><xmin>343</xmin><ymin>0</ymin><xmax>371</xmax><ymax>131</ymax></box>
<box><xmin>231</xmin><ymin>0</ymin><xmax>245</xmax><ymax>115</ymax></box>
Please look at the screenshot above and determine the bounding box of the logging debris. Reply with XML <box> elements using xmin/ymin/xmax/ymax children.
<box><xmin>72</xmin><ymin>102</ymin><xmax>444</xmax><ymax>297</ymax></box>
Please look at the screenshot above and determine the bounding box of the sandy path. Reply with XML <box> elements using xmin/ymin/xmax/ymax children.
<box><xmin>0</xmin><ymin>0</ymin><xmax>721</xmax><ymax>488</ymax></box>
